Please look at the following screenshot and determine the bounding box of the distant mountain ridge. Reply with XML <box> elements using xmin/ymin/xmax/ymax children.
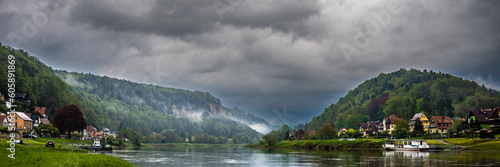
<box><xmin>306</xmin><ymin>68</ymin><xmax>500</xmax><ymax>130</ymax></box>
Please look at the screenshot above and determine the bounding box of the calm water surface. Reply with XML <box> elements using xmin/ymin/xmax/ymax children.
<box><xmin>107</xmin><ymin>146</ymin><xmax>499</xmax><ymax>167</ymax></box>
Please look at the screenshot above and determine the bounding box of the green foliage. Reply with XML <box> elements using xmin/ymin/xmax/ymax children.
<box><xmin>263</xmin><ymin>134</ymin><xmax>278</xmax><ymax>146</ymax></box>
<box><xmin>54</xmin><ymin>70</ymin><xmax>262</xmax><ymax>140</ymax></box>
<box><xmin>393</xmin><ymin>119</ymin><xmax>410</xmax><ymax>138</ymax></box>
<box><xmin>232</xmin><ymin>135</ymin><xmax>239</xmax><ymax>144</ymax></box>
<box><xmin>0</xmin><ymin>45</ymin><xmax>81</xmax><ymax>116</ymax></box>
<box><xmin>307</xmin><ymin>68</ymin><xmax>500</xmax><ymax>130</ymax></box>
<box><xmin>451</xmin><ymin>119</ymin><xmax>464</xmax><ymax>132</ymax></box>
<box><xmin>317</xmin><ymin>123</ymin><xmax>336</xmax><ymax>139</ymax></box>
<box><xmin>239</xmin><ymin>135</ymin><xmax>250</xmax><ymax>144</ymax></box>
<box><xmin>0</xmin><ymin>142</ymin><xmax>133</xmax><ymax>167</ymax></box>
<box><xmin>413</xmin><ymin>118</ymin><xmax>424</xmax><ymax>136</ymax></box>
<box><xmin>268</xmin><ymin>124</ymin><xmax>292</xmax><ymax>141</ymax></box>
<box><xmin>303</xmin><ymin>140</ymin><xmax>314</xmax><ymax>149</ymax></box>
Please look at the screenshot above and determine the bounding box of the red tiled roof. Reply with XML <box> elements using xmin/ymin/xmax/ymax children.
<box><xmin>25</xmin><ymin>113</ymin><xmax>32</xmax><ymax>118</ymax></box>
<box><xmin>96</xmin><ymin>131</ymin><xmax>104</xmax><ymax>136</ymax></box>
<box><xmin>470</xmin><ymin>109</ymin><xmax>495</xmax><ymax>123</ymax></box>
<box><xmin>432</xmin><ymin>116</ymin><xmax>452</xmax><ymax>129</ymax></box>
<box><xmin>35</xmin><ymin>107</ymin><xmax>47</xmax><ymax>117</ymax></box>
<box><xmin>387</xmin><ymin>114</ymin><xmax>405</xmax><ymax>124</ymax></box>
<box><xmin>0</xmin><ymin>113</ymin><xmax>6</xmax><ymax>123</ymax></box>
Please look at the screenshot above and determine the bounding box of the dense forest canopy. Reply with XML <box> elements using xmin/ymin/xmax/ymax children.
<box><xmin>0</xmin><ymin>45</ymin><xmax>262</xmax><ymax>140</ymax></box>
<box><xmin>306</xmin><ymin>68</ymin><xmax>500</xmax><ymax>130</ymax></box>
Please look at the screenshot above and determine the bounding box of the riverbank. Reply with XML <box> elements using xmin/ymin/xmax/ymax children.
<box><xmin>246</xmin><ymin>138</ymin><xmax>500</xmax><ymax>151</ymax></box>
<box><xmin>0</xmin><ymin>138</ymin><xmax>133</xmax><ymax>167</ymax></box>
<box><xmin>245</xmin><ymin>139</ymin><xmax>384</xmax><ymax>151</ymax></box>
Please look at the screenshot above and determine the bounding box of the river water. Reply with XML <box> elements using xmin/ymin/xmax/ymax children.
<box><xmin>107</xmin><ymin>147</ymin><xmax>499</xmax><ymax>167</ymax></box>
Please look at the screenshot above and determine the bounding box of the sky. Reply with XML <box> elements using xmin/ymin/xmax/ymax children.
<box><xmin>1</xmin><ymin>0</ymin><xmax>499</xmax><ymax>126</ymax></box>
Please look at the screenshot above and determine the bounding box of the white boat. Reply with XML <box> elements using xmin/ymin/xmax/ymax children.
<box><xmin>383</xmin><ymin>140</ymin><xmax>439</xmax><ymax>151</ymax></box>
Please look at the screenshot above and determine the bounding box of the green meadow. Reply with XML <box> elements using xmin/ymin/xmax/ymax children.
<box><xmin>0</xmin><ymin>138</ymin><xmax>133</xmax><ymax>167</ymax></box>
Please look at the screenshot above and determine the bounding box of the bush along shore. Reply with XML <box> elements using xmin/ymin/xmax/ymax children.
<box><xmin>246</xmin><ymin>139</ymin><xmax>384</xmax><ymax>151</ymax></box>
<box><xmin>0</xmin><ymin>138</ymin><xmax>133</xmax><ymax>167</ymax></box>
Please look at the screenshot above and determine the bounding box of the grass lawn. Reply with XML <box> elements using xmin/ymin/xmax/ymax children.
<box><xmin>0</xmin><ymin>138</ymin><xmax>133</xmax><ymax>167</ymax></box>
<box><xmin>465</xmin><ymin>139</ymin><xmax>500</xmax><ymax>151</ymax></box>
<box><xmin>443</xmin><ymin>138</ymin><xmax>487</xmax><ymax>146</ymax></box>
<box><xmin>425</xmin><ymin>139</ymin><xmax>446</xmax><ymax>145</ymax></box>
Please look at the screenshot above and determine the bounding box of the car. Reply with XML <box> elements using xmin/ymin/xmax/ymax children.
<box><xmin>46</xmin><ymin>140</ymin><xmax>55</xmax><ymax>147</ymax></box>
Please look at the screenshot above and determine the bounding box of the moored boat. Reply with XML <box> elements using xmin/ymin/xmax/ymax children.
<box><xmin>383</xmin><ymin>140</ymin><xmax>441</xmax><ymax>152</ymax></box>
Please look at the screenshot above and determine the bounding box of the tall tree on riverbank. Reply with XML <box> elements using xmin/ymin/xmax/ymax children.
<box><xmin>393</xmin><ymin>119</ymin><xmax>410</xmax><ymax>138</ymax></box>
<box><xmin>317</xmin><ymin>122</ymin><xmax>336</xmax><ymax>139</ymax></box>
<box><xmin>413</xmin><ymin>119</ymin><xmax>424</xmax><ymax>136</ymax></box>
<box><xmin>52</xmin><ymin>104</ymin><xmax>87</xmax><ymax>139</ymax></box>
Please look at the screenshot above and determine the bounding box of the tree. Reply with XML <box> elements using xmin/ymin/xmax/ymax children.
<box><xmin>107</xmin><ymin>135</ymin><xmax>115</xmax><ymax>145</ymax></box>
<box><xmin>451</xmin><ymin>119</ymin><xmax>463</xmax><ymax>132</ymax></box>
<box><xmin>393</xmin><ymin>119</ymin><xmax>410</xmax><ymax>138</ymax></box>
<box><xmin>240</xmin><ymin>135</ymin><xmax>250</xmax><ymax>144</ymax></box>
<box><xmin>317</xmin><ymin>123</ymin><xmax>336</xmax><ymax>140</ymax></box>
<box><xmin>52</xmin><ymin>104</ymin><xmax>87</xmax><ymax>139</ymax></box>
<box><xmin>263</xmin><ymin>134</ymin><xmax>278</xmax><ymax>146</ymax></box>
<box><xmin>413</xmin><ymin>119</ymin><xmax>424</xmax><ymax>136</ymax></box>
<box><xmin>232</xmin><ymin>135</ymin><xmax>239</xmax><ymax>144</ymax></box>
<box><xmin>130</xmin><ymin>130</ymin><xmax>142</xmax><ymax>146</ymax></box>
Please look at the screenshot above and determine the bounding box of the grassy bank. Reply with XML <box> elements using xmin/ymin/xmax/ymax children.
<box><xmin>0</xmin><ymin>138</ymin><xmax>133</xmax><ymax>167</ymax></box>
<box><xmin>465</xmin><ymin>139</ymin><xmax>500</xmax><ymax>151</ymax></box>
<box><xmin>443</xmin><ymin>138</ymin><xmax>487</xmax><ymax>146</ymax></box>
<box><xmin>246</xmin><ymin>139</ymin><xmax>384</xmax><ymax>151</ymax></box>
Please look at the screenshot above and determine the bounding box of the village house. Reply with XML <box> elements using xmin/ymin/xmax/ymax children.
<box><xmin>409</xmin><ymin>113</ymin><xmax>430</xmax><ymax>131</ymax></box>
<box><xmin>488</xmin><ymin>108</ymin><xmax>500</xmax><ymax>131</ymax></box>
<box><xmin>468</xmin><ymin>108</ymin><xmax>495</xmax><ymax>130</ymax></box>
<box><xmin>359</xmin><ymin>121</ymin><xmax>382</xmax><ymax>136</ymax></box>
<box><xmin>34</xmin><ymin>107</ymin><xmax>47</xmax><ymax>118</ymax></box>
<box><xmin>428</xmin><ymin>116</ymin><xmax>452</xmax><ymax>136</ymax></box>
<box><xmin>82</xmin><ymin>125</ymin><xmax>97</xmax><ymax>140</ymax></box>
<box><xmin>0</xmin><ymin>113</ymin><xmax>8</xmax><ymax>127</ymax></box>
<box><xmin>13</xmin><ymin>93</ymin><xmax>30</xmax><ymax>106</ymax></box>
<box><xmin>12</xmin><ymin>112</ymin><xmax>33</xmax><ymax>134</ymax></box>
<box><xmin>383</xmin><ymin>114</ymin><xmax>405</xmax><ymax>134</ymax></box>
<box><xmin>337</xmin><ymin>128</ymin><xmax>347</xmax><ymax>137</ymax></box>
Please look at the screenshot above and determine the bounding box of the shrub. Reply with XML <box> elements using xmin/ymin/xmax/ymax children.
<box><xmin>303</xmin><ymin>140</ymin><xmax>314</xmax><ymax>149</ymax></box>
<box><xmin>263</xmin><ymin>134</ymin><xmax>278</xmax><ymax>146</ymax></box>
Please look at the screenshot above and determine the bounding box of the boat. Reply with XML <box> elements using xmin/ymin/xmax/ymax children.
<box><xmin>80</xmin><ymin>139</ymin><xmax>112</xmax><ymax>151</ymax></box>
<box><xmin>383</xmin><ymin>139</ymin><xmax>442</xmax><ymax>152</ymax></box>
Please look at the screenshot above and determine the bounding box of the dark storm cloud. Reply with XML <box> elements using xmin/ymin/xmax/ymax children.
<box><xmin>1</xmin><ymin>0</ymin><xmax>499</xmax><ymax>126</ymax></box>
<box><xmin>68</xmin><ymin>0</ymin><xmax>321</xmax><ymax>37</ymax></box>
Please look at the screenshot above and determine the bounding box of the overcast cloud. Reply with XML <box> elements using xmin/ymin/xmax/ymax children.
<box><xmin>1</xmin><ymin>0</ymin><xmax>499</xmax><ymax>125</ymax></box>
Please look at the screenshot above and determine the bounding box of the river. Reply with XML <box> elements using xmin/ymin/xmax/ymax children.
<box><xmin>107</xmin><ymin>147</ymin><xmax>499</xmax><ymax>167</ymax></box>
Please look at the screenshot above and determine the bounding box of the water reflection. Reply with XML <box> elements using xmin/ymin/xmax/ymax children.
<box><xmin>108</xmin><ymin>146</ymin><xmax>499</xmax><ymax>167</ymax></box>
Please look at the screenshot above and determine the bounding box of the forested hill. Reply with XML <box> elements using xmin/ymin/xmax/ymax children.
<box><xmin>54</xmin><ymin>70</ymin><xmax>269</xmax><ymax>129</ymax></box>
<box><xmin>306</xmin><ymin>68</ymin><xmax>500</xmax><ymax>130</ymax></box>
<box><xmin>0</xmin><ymin>45</ymin><xmax>264</xmax><ymax>140</ymax></box>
